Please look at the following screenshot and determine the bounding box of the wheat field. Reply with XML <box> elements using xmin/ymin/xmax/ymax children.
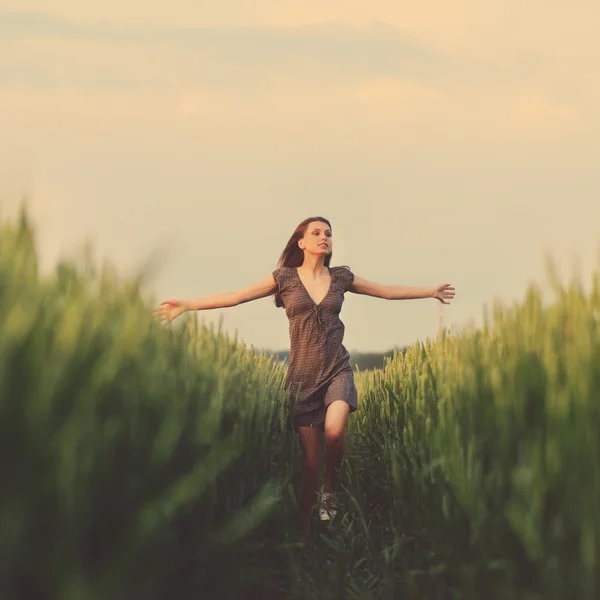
<box><xmin>1</xmin><ymin>206</ymin><xmax>598</xmax><ymax>600</ymax></box>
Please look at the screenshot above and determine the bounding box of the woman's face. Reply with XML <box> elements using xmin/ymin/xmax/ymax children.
<box><xmin>300</xmin><ymin>221</ymin><xmax>332</xmax><ymax>256</ymax></box>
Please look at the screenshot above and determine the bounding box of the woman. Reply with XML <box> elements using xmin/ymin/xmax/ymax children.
<box><xmin>154</xmin><ymin>216</ymin><xmax>455</xmax><ymax>536</ymax></box>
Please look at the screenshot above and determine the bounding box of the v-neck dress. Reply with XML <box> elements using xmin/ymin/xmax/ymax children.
<box><xmin>272</xmin><ymin>265</ymin><xmax>358</xmax><ymax>430</ymax></box>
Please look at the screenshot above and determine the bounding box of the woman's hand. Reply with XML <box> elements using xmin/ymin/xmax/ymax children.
<box><xmin>433</xmin><ymin>283</ymin><xmax>455</xmax><ymax>304</ymax></box>
<box><xmin>153</xmin><ymin>299</ymin><xmax>190</xmax><ymax>324</ymax></box>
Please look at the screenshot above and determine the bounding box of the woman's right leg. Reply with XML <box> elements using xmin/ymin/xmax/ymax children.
<box><xmin>297</xmin><ymin>425</ymin><xmax>322</xmax><ymax>535</ymax></box>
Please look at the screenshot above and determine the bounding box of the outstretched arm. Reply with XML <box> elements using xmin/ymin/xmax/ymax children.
<box><xmin>154</xmin><ymin>273</ymin><xmax>277</xmax><ymax>323</ymax></box>
<box><xmin>187</xmin><ymin>273</ymin><xmax>277</xmax><ymax>310</ymax></box>
<box><xmin>349</xmin><ymin>275</ymin><xmax>455</xmax><ymax>304</ymax></box>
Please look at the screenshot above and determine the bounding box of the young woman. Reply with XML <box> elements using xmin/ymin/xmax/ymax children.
<box><xmin>154</xmin><ymin>216</ymin><xmax>455</xmax><ymax>536</ymax></box>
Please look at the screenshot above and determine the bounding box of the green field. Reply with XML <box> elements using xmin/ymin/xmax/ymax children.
<box><xmin>1</xmin><ymin>206</ymin><xmax>599</xmax><ymax>599</ymax></box>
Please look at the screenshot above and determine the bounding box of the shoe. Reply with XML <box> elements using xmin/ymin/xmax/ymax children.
<box><xmin>319</xmin><ymin>491</ymin><xmax>337</xmax><ymax>522</ymax></box>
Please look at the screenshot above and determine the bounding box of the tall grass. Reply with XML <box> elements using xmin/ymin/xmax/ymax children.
<box><xmin>2</xmin><ymin>203</ymin><xmax>599</xmax><ymax>599</ymax></box>
<box><xmin>0</xmin><ymin>206</ymin><xmax>303</xmax><ymax>600</ymax></box>
<box><xmin>350</xmin><ymin>265</ymin><xmax>600</xmax><ymax>599</ymax></box>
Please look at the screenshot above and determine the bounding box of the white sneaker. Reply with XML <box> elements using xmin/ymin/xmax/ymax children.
<box><xmin>319</xmin><ymin>491</ymin><xmax>337</xmax><ymax>522</ymax></box>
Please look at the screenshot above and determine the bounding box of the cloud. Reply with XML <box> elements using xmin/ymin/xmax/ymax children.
<box><xmin>0</xmin><ymin>8</ymin><xmax>594</xmax><ymax>145</ymax></box>
<box><xmin>509</xmin><ymin>89</ymin><xmax>579</xmax><ymax>131</ymax></box>
<box><xmin>4</xmin><ymin>0</ymin><xmax>600</xmax><ymax>59</ymax></box>
<box><xmin>1</xmin><ymin>10</ymin><xmax>549</xmax><ymax>93</ymax></box>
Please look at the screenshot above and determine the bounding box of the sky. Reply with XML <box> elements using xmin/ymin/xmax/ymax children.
<box><xmin>1</xmin><ymin>1</ymin><xmax>599</xmax><ymax>353</ymax></box>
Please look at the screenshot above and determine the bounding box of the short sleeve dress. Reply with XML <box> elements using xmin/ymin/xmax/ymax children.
<box><xmin>272</xmin><ymin>265</ymin><xmax>358</xmax><ymax>431</ymax></box>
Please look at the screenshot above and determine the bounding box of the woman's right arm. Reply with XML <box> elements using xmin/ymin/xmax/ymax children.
<box><xmin>186</xmin><ymin>273</ymin><xmax>277</xmax><ymax>311</ymax></box>
<box><xmin>154</xmin><ymin>273</ymin><xmax>278</xmax><ymax>324</ymax></box>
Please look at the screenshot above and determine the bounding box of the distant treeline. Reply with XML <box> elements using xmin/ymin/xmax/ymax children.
<box><xmin>260</xmin><ymin>347</ymin><xmax>409</xmax><ymax>371</ymax></box>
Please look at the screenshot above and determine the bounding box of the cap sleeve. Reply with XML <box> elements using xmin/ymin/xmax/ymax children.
<box><xmin>272</xmin><ymin>267</ymin><xmax>281</xmax><ymax>287</ymax></box>
<box><xmin>272</xmin><ymin>266</ymin><xmax>289</xmax><ymax>290</ymax></box>
<box><xmin>337</xmin><ymin>266</ymin><xmax>354</xmax><ymax>292</ymax></box>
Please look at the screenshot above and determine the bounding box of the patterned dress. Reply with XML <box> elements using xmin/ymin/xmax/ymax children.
<box><xmin>272</xmin><ymin>265</ymin><xmax>358</xmax><ymax>430</ymax></box>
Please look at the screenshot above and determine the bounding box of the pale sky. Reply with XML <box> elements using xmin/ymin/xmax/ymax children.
<box><xmin>1</xmin><ymin>1</ymin><xmax>599</xmax><ymax>352</ymax></box>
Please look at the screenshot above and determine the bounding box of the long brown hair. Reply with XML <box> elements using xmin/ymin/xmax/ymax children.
<box><xmin>273</xmin><ymin>216</ymin><xmax>333</xmax><ymax>308</ymax></box>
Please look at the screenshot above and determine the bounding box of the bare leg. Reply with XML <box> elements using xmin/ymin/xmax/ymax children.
<box><xmin>297</xmin><ymin>425</ymin><xmax>322</xmax><ymax>535</ymax></box>
<box><xmin>323</xmin><ymin>400</ymin><xmax>350</xmax><ymax>494</ymax></box>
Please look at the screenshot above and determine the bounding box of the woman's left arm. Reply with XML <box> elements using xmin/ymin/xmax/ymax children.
<box><xmin>349</xmin><ymin>275</ymin><xmax>455</xmax><ymax>304</ymax></box>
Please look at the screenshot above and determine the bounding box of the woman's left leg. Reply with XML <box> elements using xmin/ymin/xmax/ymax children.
<box><xmin>297</xmin><ymin>425</ymin><xmax>323</xmax><ymax>535</ymax></box>
<box><xmin>323</xmin><ymin>400</ymin><xmax>351</xmax><ymax>494</ymax></box>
